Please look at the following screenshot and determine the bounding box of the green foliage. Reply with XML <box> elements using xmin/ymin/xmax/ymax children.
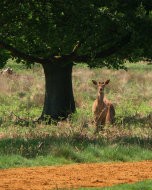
<box><xmin>0</xmin><ymin>49</ymin><xmax>10</xmax><ymax>68</ymax></box>
<box><xmin>0</xmin><ymin>1</ymin><xmax>152</xmax><ymax>68</ymax></box>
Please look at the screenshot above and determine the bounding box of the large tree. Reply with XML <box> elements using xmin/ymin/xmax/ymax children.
<box><xmin>0</xmin><ymin>1</ymin><xmax>152</xmax><ymax>121</ymax></box>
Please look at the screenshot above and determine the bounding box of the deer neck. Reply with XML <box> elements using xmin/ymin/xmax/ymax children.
<box><xmin>97</xmin><ymin>93</ymin><xmax>104</xmax><ymax>106</ymax></box>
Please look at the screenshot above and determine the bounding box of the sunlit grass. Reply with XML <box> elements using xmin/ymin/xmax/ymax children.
<box><xmin>80</xmin><ymin>180</ymin><xmax>152</xmax><ymax>190</ymax></box>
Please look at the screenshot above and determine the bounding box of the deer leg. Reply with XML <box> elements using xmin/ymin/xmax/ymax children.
<box><xmin>105</xmin><ymin>105</ymin><xmax>115</xmax><ymax>124</ymax></box>
<box><xmin>94</xmin><ymin>108</ymin><xmax>107</xmax><ymax>133</ymax></box>
<box><xmin>93</xmin><ymin>117</ymin><xmax>102</xmax><ymax>133</ymax></box>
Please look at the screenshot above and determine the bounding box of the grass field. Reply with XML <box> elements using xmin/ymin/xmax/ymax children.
<box><xmin>0</xmin><ymin>60</ymin><xmax>152</xmax><ymax>169</ymax></box>
<box><xmin>81</xmin><ymin>180</ymin><xmax>152</xmax><ymax>190</ymax></box>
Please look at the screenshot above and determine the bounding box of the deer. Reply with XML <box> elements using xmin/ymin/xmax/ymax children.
<box><xmin>1</xmin><ymin>67</ymin><xmax>13</xmax><ymax>75</ymax></box>
<box><xmin>92</xmin><ymin>79</ymin><xmax>115</xmax><ymax>132</ymax></box>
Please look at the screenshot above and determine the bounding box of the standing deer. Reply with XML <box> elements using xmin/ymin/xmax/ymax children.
<box><xmin>92</xmin><ymin>79</ymin><xmax>115</xmax><ymax>132</ymax></box>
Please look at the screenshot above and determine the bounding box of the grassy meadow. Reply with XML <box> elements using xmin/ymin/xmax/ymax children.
<box><xmin>81</xmin><ymin>180</ymin><xmax>152</xmax><ymax>190</ymax></box>
<box><xmin>0</xmin><ymin>60</ymin><xmax>152</xmax><ymax>169</ymax></box>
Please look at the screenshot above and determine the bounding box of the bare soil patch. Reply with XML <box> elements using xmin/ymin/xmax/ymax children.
<box><xmin>0</xmin><ymin>161</ymin><xmax>152</xmax><ymax>190</ymax></box>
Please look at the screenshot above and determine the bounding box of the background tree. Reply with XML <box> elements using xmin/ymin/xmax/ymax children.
<box><xmin>0</xmin><ymin>1</ymin><xmax>152</xmax><ymax>121</ymax></box>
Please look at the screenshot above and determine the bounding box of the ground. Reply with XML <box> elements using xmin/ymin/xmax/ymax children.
<box><xmin>0</xmin><ymin>161</ymin><xmax>152</xmax><ymax>190</ymax></box>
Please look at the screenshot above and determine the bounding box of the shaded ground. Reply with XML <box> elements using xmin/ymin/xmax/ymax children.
<box><xmin>0</xmin><ymin>161</ymin><xmax>152</xmax><ymax>190</ymax></box>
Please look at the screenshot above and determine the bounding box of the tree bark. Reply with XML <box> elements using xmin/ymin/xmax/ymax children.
<box><xmin>40</xmin><ymin>63</ymin><xmax>76</xmax><ymax>121</ymax></box>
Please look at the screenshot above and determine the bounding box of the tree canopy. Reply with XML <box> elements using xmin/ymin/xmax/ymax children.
<box><xmin>1</xmin><ymin>0</ymin><xmax>152</xmax><ymax>69</ymax></box>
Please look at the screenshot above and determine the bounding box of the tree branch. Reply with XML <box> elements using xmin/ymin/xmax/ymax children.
<box><xmin>72</xmin><ymin>41</ymin><xmax>81</xmax><ymax>54</ymax></box>
<box><xmin>0</xmin><ymin>40</ymin><xmax>53</xmax><ymax>64</ymax></box>
<box><xmin>0</xmin><ymin>33</ymin><xmax>131</xmax><ymax>65</ymax></box>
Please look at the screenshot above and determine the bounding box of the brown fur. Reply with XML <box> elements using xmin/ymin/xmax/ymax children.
<box><xmin>1</xmin><ymin>67</ymin><xmax>13</xmax><ymax>75</ymax></box>
<box><xmin>92</xmin><ymin>79</ymin><xmax>115</xmax><ymax>132</ymax></box>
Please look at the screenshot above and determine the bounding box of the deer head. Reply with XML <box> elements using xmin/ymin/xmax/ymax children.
<box><xmin>92</xmin><ymin>79</ymin><xmax>110</xmax><ymax>96</ymax></box>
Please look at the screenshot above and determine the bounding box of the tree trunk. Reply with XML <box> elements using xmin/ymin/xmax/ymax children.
<box><xmin>40</xmin><ymin>63</ymin><xmax>76</xmax><ymax>122</ymax></box>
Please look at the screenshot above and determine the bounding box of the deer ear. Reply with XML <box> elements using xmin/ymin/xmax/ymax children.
<box><xmin>92</xmin><ymin>80</ymin><xmax>97</xmax><ymax>85</ymax></box>
<box><xmin>105</xmin><ymin>79</ymin><xmax>110</xmax><ymax>85</ymax></box>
